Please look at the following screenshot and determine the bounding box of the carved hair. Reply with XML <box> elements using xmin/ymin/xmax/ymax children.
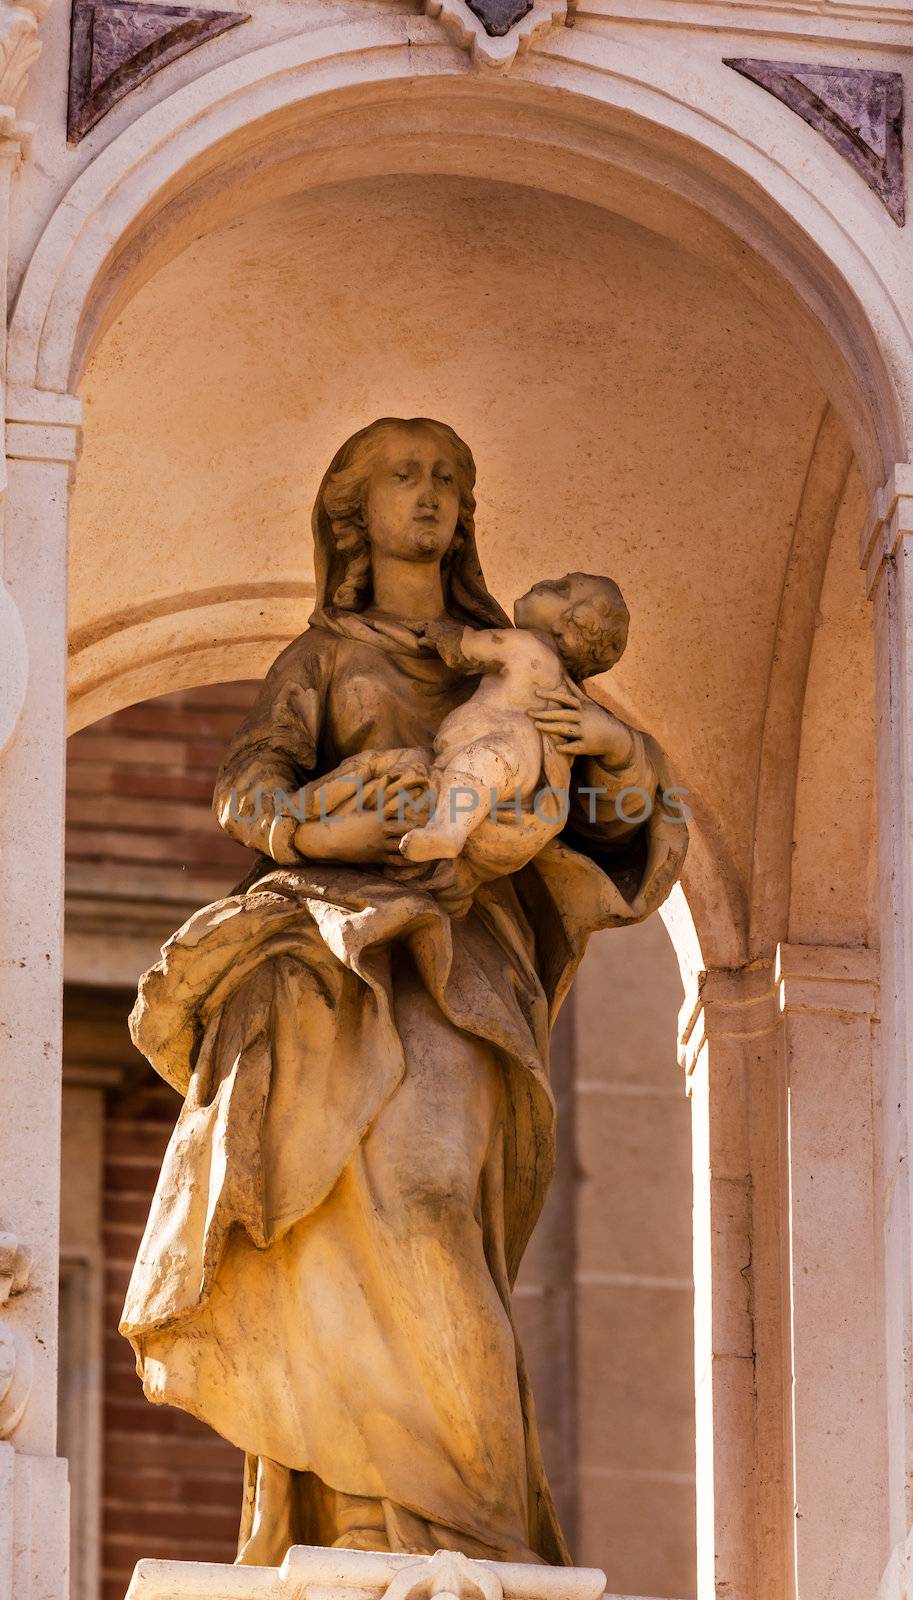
<box><xmin>320</xmin><ymin>418</ymin><xmax>478</xmax><ymax>612</ymax></box>
<box><xmin>556</xmin><ymin>574</ymin><xmax>630</xmax><ymax>680</ymax></box>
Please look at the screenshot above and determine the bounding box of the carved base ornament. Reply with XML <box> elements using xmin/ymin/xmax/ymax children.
<box><xmin>125</xmin><ymin>1546</ymin><xmax>609</xmax><ymax>1600</ymax></box>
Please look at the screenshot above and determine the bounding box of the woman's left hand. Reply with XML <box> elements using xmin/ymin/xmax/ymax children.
<box><xmin>425</xmin><ymin>857</ymin><xmax>484</xmax><ymax>919</ymax></box>
<box><xmin>532</xmin><ymin>683</ymin><xmax>634</xmax><ymax>765</ymax></box>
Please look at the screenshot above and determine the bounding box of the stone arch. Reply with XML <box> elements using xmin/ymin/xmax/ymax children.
<box><xmin>748</xmin><ymin>402</ymin><xmax>856</xmax><ymax>953</ymax></box>
<box><xmin>8</xmin><ymin>17</ymin><xmax>910</xmax><ymax>490</ymax></box>
<box><xmin>10</xmin><ymin>15</ymin><xmax>902</xmax><ymax>972</ymax></box>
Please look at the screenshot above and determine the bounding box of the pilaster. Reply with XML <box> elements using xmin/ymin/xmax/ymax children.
<box><xmin>862</xmin><ymin>469</ymin><xmax>913</xmax><ymax>1591</ymax></box>
<box><xmin>679</xmin><ymin>963</ymin><xmax>787</xmax><ymax>1600</ymax></box>
<box><xmin>776</xmin><ymin>944</ymin><xmax>883</xmax><ymax>1600</ymax></box>
<box><xmin>0</xmin><ymin>390</ymin><xmax>80</xmax><ymax>1600</ymax></box>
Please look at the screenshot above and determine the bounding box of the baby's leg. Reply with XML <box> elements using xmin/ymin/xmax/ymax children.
<box><xmin>400</xmin><ymin>740</ymin><xmax>516</xmax><ymax>862</ymax></box>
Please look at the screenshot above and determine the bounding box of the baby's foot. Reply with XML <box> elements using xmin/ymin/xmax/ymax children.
<box><xmin>400</xmin><ymin>824</ymin><xmax>461</xmax><ymax>862</ymax></box>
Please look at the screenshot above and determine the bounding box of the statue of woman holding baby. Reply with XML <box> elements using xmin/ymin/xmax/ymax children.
<box><xmin>121</xmin><ymin>417</ymin><xmax>687</xmax><ymax>1571</ymax></box>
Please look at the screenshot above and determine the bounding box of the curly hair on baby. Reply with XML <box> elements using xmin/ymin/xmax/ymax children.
<box><xmin>556</xmin><ymin>573</ymin><xmax>630</xmax><ymax>680</ymax></box>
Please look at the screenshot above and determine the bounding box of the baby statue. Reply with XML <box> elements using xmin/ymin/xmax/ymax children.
<box><xmin>399</xmin><ymin>571</ymin><xmax>630</xmax><ymax>865</ymax></box>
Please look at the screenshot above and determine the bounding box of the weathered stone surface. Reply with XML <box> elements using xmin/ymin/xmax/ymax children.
<box><xmin>725</xmin><ymin>58</ymin><xmax>905</xmax><ymax>225</ymax></box>
<box><xmin>67</xmin><ymin>0</ymin><xmax>248</xmax><ymax>143</ymax></box>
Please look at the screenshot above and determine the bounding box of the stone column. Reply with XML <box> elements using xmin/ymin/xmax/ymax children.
<box><xmin>861</xmin><ymin>469</ymin><xmax>913</xmax><ymax>1598</ymax></box>
<box><xmin>679</xmin><ymin>964</ymin><xmax>789</xmax><ymax>1600</ymax></box>
<box><xmin>0</xmin><ymin>11</ymin><xmax>77</xmax><ymax>1594</ymax></box>
<box><xmin>776</xmin><ymin>943</ymin><xmax>883</xmax><ymax>1600</ymax></box>
<box><xmin>0</xmin><ymin>387</ymin><xmax>80</xmax><ymax>1600</ymax></box>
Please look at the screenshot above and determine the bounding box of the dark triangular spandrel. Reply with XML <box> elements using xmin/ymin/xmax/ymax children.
<box><xmin>463</xmin><ymin>0</ymin><xmax>532</xmax><ymax>35</ymax></box>
<box><xmin>68</xmin><ymin>0</ymin><xmax>249</xmax><ymax>143</ymax></box>
<box><xmin>725</xmin><ymin>57</ymin><xmax>904</xmax><ymax>225</ymax></box>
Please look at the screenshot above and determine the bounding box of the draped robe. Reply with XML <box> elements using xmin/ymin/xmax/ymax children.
<box><xmin>121</xmin><ymin>607</ymin><xmax>686</xmax><ymax>1567</ymax></box>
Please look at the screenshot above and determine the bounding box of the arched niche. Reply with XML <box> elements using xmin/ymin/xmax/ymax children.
<box><xmin>19</xmin><ymin>31</ymin><xmax>895</xmax><ymax>1597</ymax></box>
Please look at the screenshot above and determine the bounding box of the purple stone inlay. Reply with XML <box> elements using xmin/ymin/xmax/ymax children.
<box><xmin>725</xmin><ymin>57</ymin><xmax>905</xmax><ymax>226</ymax></box>
<box><xmin>462</xmin><ymin>0</ymin><xmax>533</xmax><ymax>36</ymax></box>
<box><xmin>68</xmin><ymin>0</ymin><xmax>249</xmax><ymax>144</ymax></box>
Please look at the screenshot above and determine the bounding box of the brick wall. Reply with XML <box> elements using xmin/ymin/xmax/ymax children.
<box><xmin>66</xmin><ymin>682</ymin><xmax>259</xmax><ymax>937</ymax></box>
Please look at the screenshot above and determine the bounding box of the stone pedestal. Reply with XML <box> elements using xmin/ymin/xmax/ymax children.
<box><xmin>124</xmin><ymin>1547</ymin><xmax>614</xmax><ymax>1600</ymax></box>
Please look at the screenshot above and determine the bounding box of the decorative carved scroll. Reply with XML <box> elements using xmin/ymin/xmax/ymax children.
<box><xmin>0</xmin><ymin>1231</ymin><xmax>33</xmax><ymax>1438</ymax></box>
<box><xmin>725</xmin><ymin>58</ymin><xmax>905</xmax><ymax>225</ymax></box>
<box><xmin>422</xmin><ymin>0</ymin><xmax>572</xmax><ymax>71</ymax></box>
<box><xmin>0</xmin><ymin>0</ymin><xmax>48</xmax><ymax>136</ymax></box>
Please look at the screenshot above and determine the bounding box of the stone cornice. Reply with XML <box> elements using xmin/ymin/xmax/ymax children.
<box><xmin>775</xmin><ymin>942</ymin><xmax>878</xmax><ymax>1018</ymax></box>
<box><xmin>574</xmin><ymin>0</ymin><xmax>913</xmax><ymax>48</ymax></box>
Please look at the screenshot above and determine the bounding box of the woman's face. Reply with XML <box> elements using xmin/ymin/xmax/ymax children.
<box><xmin>364</xmin><ymin>427</ymin><xmax>461</xmax><ymax>564</ymax></box>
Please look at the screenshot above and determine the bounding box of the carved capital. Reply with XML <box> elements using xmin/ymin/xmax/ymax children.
<box><xmin>860</xmin><ymin>462</ymin><xmax>913</xmax><ymax>598</ymax></box>
<box><xmin>678</xmin><ymin>961</ymin><xmax>778</xmax><ymax>1079</ymax></box>
<box><xmin>0</xmin><ymin>1231</ymin><xmax>34</xmax><ymax>1437</ymax></box>
<box><xmin>0</xmin><ymin>580</ymin><xmax>28</xmax><ymax>757</ymax></box>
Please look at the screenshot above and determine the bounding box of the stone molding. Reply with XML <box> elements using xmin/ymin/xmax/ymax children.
<box><xmin>125</xmin><ymin>1546</ymin><xmax>609</xmax><ymax>1600</ymax></box>
<box><xmin>5</xmin><ymin>16</ymin><xmax>908</xmax><ymax>501</ymax></box>
<box><xmin>678</xmin><ymin>961</ymin><xmax>777</xmax><ymax>1078</ymax></box>
<box><xmin>5</xmin><ymin>384</ymin><xmax>82</xmax><ymax>467</ymax></box>
<box><xmin>0</xmin><ymin>1232</ymin><xmax>33</xmax><ymax>1438</ymax></box>
<box><xmin>579</xmin><ymin>0</ymin><xmax>913</xmax><ymax>48</ymax></box>
<box><xmin>775</xmin><ymin>942</ymin><xmax>878</xmax><ymax>1019</ymax></box>
<box><xmin>861</xmin><ymin>461</ymin><xmax>913</xmax><ymax>597</ymax></box>
<box><xmin>680</xmin><ymin>948</ymin><xmax>879</xmax><ymax>1074</ymax></box>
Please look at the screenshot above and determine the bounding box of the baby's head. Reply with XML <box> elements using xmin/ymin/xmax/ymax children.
<box><xmin>514</xmin><ymin>572</ymin><xmax>629</xmax><ymax>681</ymax></box>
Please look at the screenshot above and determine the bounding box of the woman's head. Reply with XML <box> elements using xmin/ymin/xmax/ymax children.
<box><xmin>321</xmin><ymin>419</ymin><xmax>474</xmax><ymax>609</ymax></box>
<box><xmin>313</xmin><ymin>417</ymin><xmax>507</xmax><ymax>627</ymax></box>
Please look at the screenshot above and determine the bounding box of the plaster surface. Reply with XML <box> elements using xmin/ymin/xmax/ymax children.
<box><xmin>70</xmin><ymin>173</ymin><xmax>831</xmax><ymax>942</ymax></box>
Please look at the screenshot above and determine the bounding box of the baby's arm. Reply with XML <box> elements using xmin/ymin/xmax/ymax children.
<box><xmin>423</xmin><ymin>620</ymin><xmax>516</xmax><ymax>673</ymax></box>
<box><xmin>424</xmin><ymin>623</ymin><xmax>564</xmax><ymax>690</ymax></box>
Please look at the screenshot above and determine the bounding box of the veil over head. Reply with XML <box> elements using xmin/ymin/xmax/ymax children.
<box><xmin>309</xmin><ymin>417</ymin><xmax>510</xmax><ymax>630</ymax></box>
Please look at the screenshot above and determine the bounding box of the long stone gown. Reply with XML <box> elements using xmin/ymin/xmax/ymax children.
<box><xmin>120</xmin><ymin>596</ymin><xmax>686</xmax><ymax>1568</ymax></box>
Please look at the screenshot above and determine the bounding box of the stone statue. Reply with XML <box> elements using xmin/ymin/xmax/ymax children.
<box><xmin>120</xmin><ymin>417</ymin><xmax>687</xmax><ymax>1571</ymax></box>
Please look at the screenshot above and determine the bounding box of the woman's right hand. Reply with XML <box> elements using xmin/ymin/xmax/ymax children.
<box><xmin>293</xmin><ymin>775</ymin><xmax>430</xmax><ymax>865</ymax></box>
